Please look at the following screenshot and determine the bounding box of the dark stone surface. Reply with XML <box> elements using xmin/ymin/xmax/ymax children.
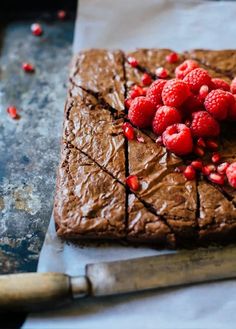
<box><xmin>0</xmin><ymin>14</ymin><xmax>74</xmax><ymax>275</ymax></box>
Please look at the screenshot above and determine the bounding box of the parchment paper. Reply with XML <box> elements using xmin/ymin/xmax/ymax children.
<box><xmin>24</xmin><ymin>1</ymin><xmax>236</xmax><ymax>328</ymax></box>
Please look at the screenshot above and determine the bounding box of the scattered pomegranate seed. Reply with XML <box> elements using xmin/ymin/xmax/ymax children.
<box><xmin>175</xmin><ymin>165</ymin><xmax>186</xmax><ymax>173</ymax></box>
<box><xmin>208</xmin><ymin>173</ymin><xmax>225</xmax><ymax>185</ymax></box>
<box><xmin>191</xmin><ymin>160</ymin><xmax>203</xmax><ymax>171</ymax></box>
<box><xmin>155</xmin><ymin>67</ymin><xmax>169</xmax><ymax>79</ymax></box>
<box><xmin>217</xmin><ymin>162</ymin><xmax>229</xmax><ymax>175</ymax></box>
<box><xmin>22</xmin><ymin>62</ymin><xmax>35</xmax><ymax>73</ymax></box>
<box><xmin>211</xmin><ymin>152</ymin><xmax>221</xmax><ymax>164</ymax></box>
<box><xmin>184</xmin><ymin>165</ymin><xmax>196</xmax><ymax>180</ymax></box>
<box><xmin>137</xmin><ymin>135</ymin><xmax>145</xmax><ymax>143</ymax></box>
<box><xmin>141</xmin><ymin>73</ymin><xmax>152</xmax><ymax>86</ymax></box>
<box><xmin>57</xmin><ymin>10</ymin><xmax>66</xmax><ymax>20</ymax></box>
<box><xmin>31</xmin><ymin>23</ymin><xmax>43</xmax><ymax>36</ymax></box>
<box><xmin>124</xmin><ymin>98</ymin><xmax>132</xmax><ymax>109</ymax></box>
<box><xmin>128</xmin><ymin>56</ymin><xmax>138</xmax><ymax>68</ymax></box>
<box><xmin>194</xmin><ymin>146</ymin><xmax>205</xmax><ymax>157</ymax></box>
<box><xmin>7</xmin><ymin>106</ymin><xmax>18</xmax><ymax>119</ymax></box>
<box><xmin>122</xmin><ymin>122</ymin><xmax>135</xmax><ymax>140</ymax></box>
<box><xmin>202</xmin><ymin>164</ymin><xmax>216</xmax><ymax>176</ymax></box>
<box><xmin>126</xmin><ymin>175</ymin><xmax>140</xmax><ymax>191</ymax></box>
<box><xmin>197</xmin><ymin>137</ymin><xmax>206</xmax><ymax>148</ymax></box>
<box><xmin>156</xmin><ymin>136</ymin><xmax>163</xmax><ymax>145</ymax></box>
<box><xmin>166</xmin><ymin>52</ymin><xmax>179</xmax><ymax>64</ymax></box>
<box><xmin>206</xmin><ymin>139</ymin><xmax>218</xmax><ymax>150</ymax></box>
<box><xmin>199</xmin><ymin>85</ymin><xmax>209</xmax><ymax>100</ymax></box>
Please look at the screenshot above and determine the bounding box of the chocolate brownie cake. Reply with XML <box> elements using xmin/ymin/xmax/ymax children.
<box><xmin>54</xmin><ymin>49</ymin><xmax>236</xmax><ymax>248</ymax></box>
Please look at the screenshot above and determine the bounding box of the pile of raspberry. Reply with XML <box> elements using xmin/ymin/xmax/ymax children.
<box><xmin>123</xmin><ymin>53</ymin><xmax>236</xmax><ymax>190</ymax></box>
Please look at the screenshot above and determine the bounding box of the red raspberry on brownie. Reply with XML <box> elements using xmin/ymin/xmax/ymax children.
<box><xmin>226</xmin><ymin>162</ymin><xmax>236</xmax><ymax>188</ymax></box>
<box><xmin>175</xmin><ymin>59</ymin><xmax>199</xmax><ymax>79</ymax></box>
<box><xmin>211</xmin><ymin>78</ymin><xmax>230</xmax><ymax>91</ymax></box>
<box><xmin>166</xmin><ymin>52</ymin><xmax>179</xmax><ymax>64</ymax></box>
<box><xmin>162</xmin><ymin>79</ymin><xmax>190</xmax><ymax>107</ymax></box>
<box><xmin>152</xmin><ymin>106</ymin><xmax>181</xmax><ymax>135</ymax></box>
<box><xmin>162</xmin><ymin>123</ymin><xmax>193</xmax><ymax>156</ymax></box>
<box><xmin>128</xmin><ymin>96</ymin><xmax>156</xmax><ymax>128</ymax></box>
<box><xmin>183</xmin><ymin>68</ymin><xmax>212</xmax><ymax>92</ymax></box>
<box><xmin>146</xmin><ymin>79</ymin><xmax>166</xmax><ymax>107</ymax></box>
<box><xmin>190</xmin><ymin>111</ymin><xmax>220</xmax><ymax>138</ymax></box>
<box><xmin>230</xmin><ymin>77</ymin><xmax>236</xmax><ymax>94</ymax></box>
<box><xmin>204</xmin><ymin>89</ymin><xmax>233</xmax><ymax>120</ymax></box>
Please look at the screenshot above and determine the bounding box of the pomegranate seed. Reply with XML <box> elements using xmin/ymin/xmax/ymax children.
<box><xmin>208</xmin><ymin>173</ymin><xmax>225</xmax><ymax>185</ymax></box>
<box><xmin>197</xmin><ymin>137</ymin><xmax>206</xmax><ymax>148</ymax></box>
<box><xmin>202</xmin><ymin>164</ymin><xmax>216</xmax><ymax>176</ymax></box>
<box><xmin>166</xmin><ymin>52</ymin><xmax>179</xmax><ymax>64</ymax></box>
<box><xmin>129</xmin><ymin>85</ymin><xmax>146</xmax><ymax>98</ymax></box>
<box><xmin>128</xmin><ymin>56</ymin><xmax>138</xmax><ymax>68</ymax></box>
<box><xmin>7</xmin><ymin>106</ymin><xmax>18</xmax><ymax>119</ymax></box>
<box><xmin>191</xmin><ymin>160</ymin><xmax>203</xmax><ymax>171</ymax></box>
<box><xmin>199</xmin><ymin>85</ymin><xmax>209</xmax><ymax>100</ymax></box>
<box><xmin>22</xmin><ymin>62</ymin><xmax>35</xmax><ymax>73</ymax></box>
<box><xmin>155</xmin><ymin>67</ymin><xmax>169</xmax><ymax>79</ymax></box>
<box><xmin>217</xmin><ymin>162</ymin><xmax>229</xmax><ymax>175</ymax></box>
<box><xmin>206</xmin><ymin>139</ymin><xmax>218</xmax><ymax>150</ymax></box>
<box><xmin>156</xmin><ymin>136</ymin><xmax>163</xmax><ymax>145</ymax></box>
<box><xmin>194</xmin><ymin>146</ymin><xmax>205</xmax><ymax>157</ymax></box>
<box><xmin>183</xmin><ymin>165</ymin><xmax>196</xmax><ymax>180</ymax></box>
<box><xmin>126</xmin><ymin>175</ymin><xmax>140</xmax><ymax>191</ymax></box>
<box><xmin>122</xmin><ymin>122</ymin><xmax>135</xmax><ymax>140</ymax></box>
<box><xmin>175</xmin><ymin>165</ymin><xmax>186</xmax><ymax>173</ymax></box>
<box><xmin>124</xmin><ymin>98</ymin><xmax>132</xmax><ymax>109</ymax></box>
<box><xmin>211</xmin><ymin>152</ymin><xmax>221</xmax><ymax>164</ymax></box>
<box><xmin>137</xmin><ymin>135</ymin><xmax>145</xmax><ymax>143</ymax></box>
<box><xmin>141</xmin><ymin>73</ymin><xmax>152</xmax><ymax>86</ymax></box>
<box><xmin>31</xmin><ymin>23</ymin><xmax>43</xmax><ymax>36</ymax></box>
<box><xmin>57</xmin><ymin>10</ymin><xmax>66</xmax><ymax>20</ymax></box>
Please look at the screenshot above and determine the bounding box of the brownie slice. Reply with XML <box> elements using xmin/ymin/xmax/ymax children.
<box><xmin>54</xmin><ymin>143</ymin><xmax>126</xmax><ymax>239</ymax></box>
<box><xmin>125</xmin><ymin>50</ymin><xmax>198</xmax><ymax>241</ymax></box>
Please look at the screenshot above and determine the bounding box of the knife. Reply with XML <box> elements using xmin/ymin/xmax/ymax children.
<box><xmin>1</xmin><ymin>245</ymin><xmax>236</xmax><ymax>312</ymax></box>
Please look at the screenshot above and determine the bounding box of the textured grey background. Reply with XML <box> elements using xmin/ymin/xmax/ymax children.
<box><xmin>0</xmin><ymin>15</ymin><xmax>74</xmax><ymax>274</ymax></box>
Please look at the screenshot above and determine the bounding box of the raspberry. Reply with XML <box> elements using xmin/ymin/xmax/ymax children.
<box><xmin>128</xmin><ymin>96</ymin><xmax>156</xmax><ymax>128</ymax></box>
<box><xmin>190</xmin><ymin>111</ymin><xmax>220</xmax><ymax>138</ymax></box>
<box><xmin>146</xmin><ymin>79</ymin><xmax>166</xmax><ymax>107</ymax></box>
<box><xmin>152</xmin><ymin>106</ymin><xmax>181</xmax><ymax>135</ymax></box>
<box><xmin>181</xmin><ymin>93</ymin><xmax>203</xmax><ymax>118</ymax></box>
<box><xmin>162</xmin><ymin>123</ymin><xmax>193</xmax><ymax>156</ymax></box>
<box><xmin>183</xmin><ymin>166</ymin><xmax>196</xmax><ymax>180</ymax></box>
<box><xmin>226</xmin><ymin>162</ymin><xmax>236</xmax><ymax>188</ymax></box>
<box><xmin>183</xmin><ymin>68</ymin><xmax>212</xmax><ymax>92</ymax></box>
<box><xmin>166</xmin><ymin>52</ymin><xmax>179</xmax><ymax>64</ymax></box>
<box><xmin>128</xmin><ymin>56</ymin><xmax>138</xmax><ymax>68</ymax></box>
<box><xmin>211</xmin><ymin>78</ymin><xmax>230</xmax><ymax>91</ymax></box>
<box><xmin>162</xmin><ymin>79</ymin><xmax>190</xmax><ymax>107</ymax></box>
<box><xmin>141</xmin><ymin>73</ymin><xmax>152</xmax><ymax>86</ymax></box>
<box><xmin>175</xmin><ymin>60</ymin><xmax>199</xmax><ymax>79</ymax></box>
<box><xmin>129</xmin><ymin>85</ymin><xmax>146</xmax><ymax>99</ymax></box>
<box><xmin>122</xmin><ymin>122</ymin><xmax>135</xmax><ymax>140</ymax></box>
<box><xmin>230</xmin><ymin>77</ymin><xmax>236</xmax><ymax>94</ymax></box>
<box><xmin>126</xmin><ymin>175</ymin><xmax>140</xmax><ymax>191</ymax></box>
<box><xmin>204</xmin><ymin>89</ymin><xmax>233</xmax><ymax>120</ymax></box>
<box><xmin>156</xmin><ymin>67</ymin><xmax>169</xmax><ymax>78</ymax></box>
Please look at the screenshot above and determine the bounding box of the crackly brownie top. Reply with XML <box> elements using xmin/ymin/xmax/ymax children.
<box><xmin>54</xmin><ymin>48</ymin><xmax>236</xmax><ymax>246</ymax></box>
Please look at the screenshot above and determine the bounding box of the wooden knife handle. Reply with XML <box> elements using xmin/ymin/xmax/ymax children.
<box><xmin>0</xmin><ymin>272</ymin><xmax>88</xmax><ymax>312</ymax></box>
